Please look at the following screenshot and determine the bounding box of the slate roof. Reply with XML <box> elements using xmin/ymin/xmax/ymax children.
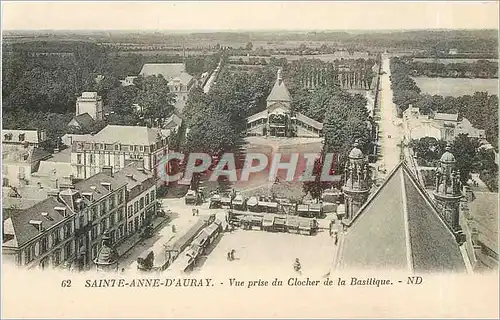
<box><xmin>295</xmin><ymin>113</ymin><xmax>323</xmax><ymax>130</ymax></box>
<box><xmin>468</xmin><ymin>191</ymin><xmax>498</xmax><ymax>255</ymax></box>
<box><xmin>5</xmin><ymin>197</ymin><xmax>72</xmax><ymax>248</ymax></box>
<box><xmin>139</xmin><ymin>63</ymin><xmax>193</xmax><ymax>84</ymax></box>
<box><xmin>69</xmin><ymin>113</ymin><xmax>96</xmax><ymax>131</ymax></box>
<box><xmin>164</xmin><ymin>113</ymin><xmax>183</xmax><ymax>130</ymax></box>
<box><xmin>74</xmin><ymin>172</ymin><xmax>127</xmax><ymax>202</ymax></box>
<box><xmin>267</xmin><ymin>77</ymin><xmax>292</xmax><ymax>103</ymax></box>
<box><xmin>434</xmin><ymin>113</ymin><xmax>459</xmax><ymax>122</ymax></box>
<box><xmin>337</xmin><ymin>161</ymin><xmax>466</xmax><ymax>273</ymax></box>
<box><xmin>36</xmin><ymin>161</ymin><xmax>72</xmax><ymax>178</ymax></box>
<box><xmin>114</xmin><ymin>164</ymin><xmax>154</xmax><ymax>191</ymax></box>
<box><xmin>74</xmin><ymin>125</ymin><xmax>170</xmax><ymax>146</ymax></box>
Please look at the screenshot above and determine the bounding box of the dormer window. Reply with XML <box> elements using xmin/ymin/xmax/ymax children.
<box><xmin>4</xmin><ymin>133</ymin><xmax>13</xmax><ymax>141</ymax></box>
<box><xmin>18</xmin><ymin>133</ymin><xmax>25</xmax><ymax>142</ymax></box>
<box><xmin>29</xmin><ymin>220</ymin><xmax>44</xmax><ymax>232</ymax></box>
<box><xmin>100</xmin><ymin>182</ymin><xmax>112</xmax><ymax>191</ymax></box>
<box><xmin>41</xmin><ymin>212</ymin><xmax>53</xmax><ymax>221</ymax></box>
<box><xmin>54</xmin><ymin>206</ymin><xmax>67</xmax><ymax>217</ymax></box>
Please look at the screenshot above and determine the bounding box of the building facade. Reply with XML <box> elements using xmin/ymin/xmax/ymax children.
<box><xmin>76</xmin><ymin>92</ymin><xmax>104</xmax><ymax>121</ymax></box>
<box><xmin>70</xmin><ymin>125</ymin><xmax>170</xmax><ymax>180</ymax></box>
<box><xmin>246</xmin><ymin>69</ymin><xmax>323</xmax><ymax>138</ymax></box>
<box><xmin>403</xmin><ymin>106</ymin><xmax>486</xmax><ymax>142</ymax></box>
<box><xmin>113</xmin><ymin>165</ymin><xmax>157</xmax><ymax>237</ymax></box>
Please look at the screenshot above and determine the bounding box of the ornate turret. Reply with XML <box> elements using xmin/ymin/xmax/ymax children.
<box><xmin>342</xmin><ymin>140</ymin><xmax>371</xmax><ymax>222</ymax></box>
<box><xmin>433</xmin><ymin>144</ymin><xmax>463</xmax><ymax>234</ymax></box>
<box><xmin>93</xmin><ymin>231</ymin><xmax>119</xmax><ymax>272</ymax></box>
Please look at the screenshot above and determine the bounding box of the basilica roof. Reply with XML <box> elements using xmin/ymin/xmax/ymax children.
<box><xmin>336</xmin><ymin>161</ymin><xmax>467</xmax><ymax>273</ymax></box>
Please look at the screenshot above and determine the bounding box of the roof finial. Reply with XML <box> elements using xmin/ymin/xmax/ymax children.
<box><xmin>277</xmin><ymin>68</ymin><xmax>282</xmax><ymax>83</ymax></box>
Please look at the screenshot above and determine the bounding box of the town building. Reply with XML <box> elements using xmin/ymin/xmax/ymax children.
<box><xmin>246</xmin><ymin>69</ymin><xmax>323</xmax><ymax>137</ymax></box>
<box><xmin>2</xmin><ymin>163</ymin><xmax>157</xmax><ymax>271</ymax></box>
<box><xmin>69</xmin><ymin>125</ymin><xmax>170</xmax><ymax>180</ymax></box>
<box><xmin>120</xmin><ymin>76</ymin><xmax>137</xmax><ymax>87</ymax></box>
<box><xmin>71</xmin><ymin>171</ymin><xmax>127</xmax><ymax>268</ymax></box>
<box><xmin>402</xmin><ymin>106</ymin><xmax>486</xmax><ymax>142</ymax></box>
<box><xmin>3</xmin><ymin>193</ymin><xmax>82</xmax><ymax>270</ymax></box>
<box><xmin>2</xmin><ymin>129</ymin><xmax>48</xmax><ymax>148</ymax></box>
<box><xmin>112</xmin><ymin>164</ymin><xmax>157</xmax><ymax>237</ymax></box>
<box><xmin>67</xmin><ymin>113</ymin><xmax>96</xmax><ymax>134</ymax></box>
<box><xmin>76</xmin><ymin>92</ymin><xmax>104</xmax><ymax>121</ymax></box>
<box><xmin>139</xmin><ymin>63</ymin><xmax>196</xmax><ymax>94</ymax></box>
<box><xmin>139</xmin><ymin>63</ymin><xmax>196</xmax><ymax>113</ymax></box>
<box><xmin>2</xmin><ymin>144</ymin><xmax>51</xmax><ymax>187</ymax></box>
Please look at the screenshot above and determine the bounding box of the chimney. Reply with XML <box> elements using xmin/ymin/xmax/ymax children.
<box><xmin>102</xmin><ymin>166</ymin><xmax>113</xmax><ymax>177</ymax></box>
<box><xmin>29</xmin><ymin>220</ymin><xmax>44</xmax><ymax>232</ymax></box>
<box><xmin>126</xmin><ymin>173</ymin><xmax>135</xmax><ymax>181</ymax></box>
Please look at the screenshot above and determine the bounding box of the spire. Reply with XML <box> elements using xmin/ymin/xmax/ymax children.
<box><xmin>433</xmin><ymin>143</ymin><xmax>463</xmax><ymax>233</ymax></box>
<box><xmin>277</xmin><ymin>68</ymin><xmax>282</xmax><ymax>84</ymax></box>
<box><xmin>342</xmin><ymin>140</ymin><xmax>371</xmax><ymax>222</ymax></box>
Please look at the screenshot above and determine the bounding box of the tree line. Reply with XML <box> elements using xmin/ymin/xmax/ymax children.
<box><xmin>408</xmin><ymin>59</ymin><xmax>498</xmax><ymax>78</ymax></box>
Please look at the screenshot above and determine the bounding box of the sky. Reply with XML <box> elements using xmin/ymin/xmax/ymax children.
<box><xmin>2</xmin><ymin>1</ymin><xmax>499</xmax><ymax>31</ymax></box>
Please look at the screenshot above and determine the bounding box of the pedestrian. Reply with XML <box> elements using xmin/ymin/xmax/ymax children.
<box><xmin>230</xmin><ymin>249</ymin><xmax>236</xmax><ymax>260</ymax></box>
<box><xmin>334</xmin><ymin>231</ymin><xmax>339</xmax><ymax>245</ymax></box>
<box><xmin>294</xmin><ymin>258</ymin><xmax>301</xmax><ymax>274</ymax></box>
<box><xmin>171</xmin><ymin>224</ymin><xmax>176</xmax><ymax>233</ymax></box>
<box><xmin>227</xmin><ymin>251</ymin><xmax>232</xmax><ymax>261</ymax></box>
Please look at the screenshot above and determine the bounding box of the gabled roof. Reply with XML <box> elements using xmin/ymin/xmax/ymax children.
<box><xmin>164</xmin><ymin>113</ymin><xmax>183</xmax><ymax>130</ymax></box>
<box><xmin>139</xmin><ymin>63</ymin><xmax>193</xmax><ymax>84</ymax></box>
<box><xmin>74</xmin><ymin>172</ymin><xmax>126</xmax><ymax>202</ymax></box>
<box><xmin>434</xmin><ymin>113</ymin><xmax>459</xmax><ymax>122</ymax></box>
<box><xmin>69</xmin><ymin>113</ymin><xmax>96</xmax><ymax>131</ymax></box>
<box><xmin>5</xmin><ymin>197</ymin><xmax>73</xmax><ymax>248</ymax></box>
<box><xmin>295</xmin><ymin>113</ymin><xmax>323</xmax><ymax>130</ymax></box>
<box><xmin>267</xmin><ymin>78</ymin><xmax>292</xmax><ymax>103</ymax></box>
<box><xmin>337</xmin><ymin>162</ymin><xmax>466</xmax><ymax>273</ymax></box>
<box><xmin>75</xmin><ymin>125</ymin><xmax>170</xmax><ymax>146</ymax></box>
<box><xmin>114</xmin><ymin>164</ymin><xmax>154</xmax><ymax>191</ymax></box>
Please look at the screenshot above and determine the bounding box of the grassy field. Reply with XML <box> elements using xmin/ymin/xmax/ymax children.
<box><xmin>413</xmin><ymin>58</ymin><xmax>498</xmax><ymax>64</ymax></box>
<box><xmin>412</xmin><ymin>77</ymin><xmax>498</xmax><ymax>96</ymax></box>
<box><xmin>229</xmin><ymin>52</ymin><xmax>375</xmax><ymax>63</ymax></box>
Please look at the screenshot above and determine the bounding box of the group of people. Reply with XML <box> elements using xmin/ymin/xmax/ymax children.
<box><xmin>227</xmin><ymin>249</ymin><xmax>236</xmax><ymax>261</ymax></box>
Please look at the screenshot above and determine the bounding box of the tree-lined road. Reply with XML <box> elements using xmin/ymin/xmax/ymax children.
<box><xmin>375</xmin><ymin>54</ymin><xmax>405</xmax><ymax>177</ymax></box>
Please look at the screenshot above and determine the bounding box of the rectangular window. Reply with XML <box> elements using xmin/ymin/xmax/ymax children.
<box><xmin>24</xmin><ymin>246</ymin><xmax>33</xmax><ymax>264</ymax></box>
<box><xmin>150</xmin><ymin>190</ymin><xmax>155</xmax><ymax>201</ymax></box>
<box><xmin>100</xmin><ymin>220</ymin><xmax>107</xmax><ymax>234</ymax></box>
<box><xmin>128</xmin><ymin>221</ymin><xmax>133</xmax><ymax>234</ymax></box>
<box><xmin>77</xmin><ymin>154</ymin><xmax>82</xmax><ymax>164</ymax></box>
<box><xmin>119</xmin><ymin>225</ymin><xmax>124</xmax><ymax>239</ymax></box>
<box><xmin>100</xmin><ymin>201</ymin><xmax>106</xmax><ymax>215</ymax></box>
<box><xmin>64</xmin><ymin>223</ymin><xmax>72</xmax><ymax>239</ymax></box>
<box><xmin>127</xmin><ymin>205</ymin><xmax>132</xmax><ymax>218</ymax></box>
<box><xmin>52</xmin><ymin>229</ymin><xmax>61</xmax><ymax>246</ymax></box>
<box><xmin>140</xmin><ymin>197</ymin><xmax>144</xmax><ymax>209</ymax></box>
<box><xmin>146</xmin><ymin>193</ymin><xmax>150</xmax><ymax>205</ymax></box>
<box><xmin>110</xmin><ymin>230</ymin><xmax>116</xmax><ymax>243</ymax></box>
<box><xmin>109</xmin><ymin>212</ymin><xmax>116</xmax><ymax>227</ymax></box>
<box><xmin>91</xmin><ymin>225</ymin><xmax>98</xmax><ymax>240</ymax></box>
<box><xmin>40</xmin><ymin>237</ymin><xmax>48</xmax><ymax>254</ymax></box>
<box><xmin>117</xmin><ymin>191</ymin><xmax>124</xmax><ymax>204</ymax></box>
<box><xmin>79</xmin><ymin>215</ymin><xmax>85</xmax><ymax>229</ymax></box>
<box><xmin>53</xmin><ymin>249</ymin><xmax>61</xmax><ymax>266</ymax></box>
<box><xmin>134</xmin><ymin>202</ymin><xmax>139</xmax><ymax>213</ymax></box>
<box><xmin>64</xmin><ymin>241</ymin><xmax>72</xmax><ymax>259</ymax></box>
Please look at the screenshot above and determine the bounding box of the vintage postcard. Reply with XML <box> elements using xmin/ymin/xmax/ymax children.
<box><xmin>1</xmin><ymin>1</ymin><xmax>499</xmax><ymax>318</ymax></box>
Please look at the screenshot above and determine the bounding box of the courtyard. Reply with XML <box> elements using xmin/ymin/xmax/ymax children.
<box><xmin>190</xmin><ymin>228</ymin><xmax>338</xmax><ymax>278</ymax></box>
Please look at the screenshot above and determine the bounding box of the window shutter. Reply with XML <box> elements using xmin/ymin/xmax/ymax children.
<box><xmin>34</xmin><ymin>242</ymin><xmax>40</xmax><ymax>256</ymax></box>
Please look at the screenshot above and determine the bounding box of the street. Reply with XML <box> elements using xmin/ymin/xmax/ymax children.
<box><xmin>375</xmin><ymin>54</ymin><xmax>405</xmax><ymax>178</ymax></box>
